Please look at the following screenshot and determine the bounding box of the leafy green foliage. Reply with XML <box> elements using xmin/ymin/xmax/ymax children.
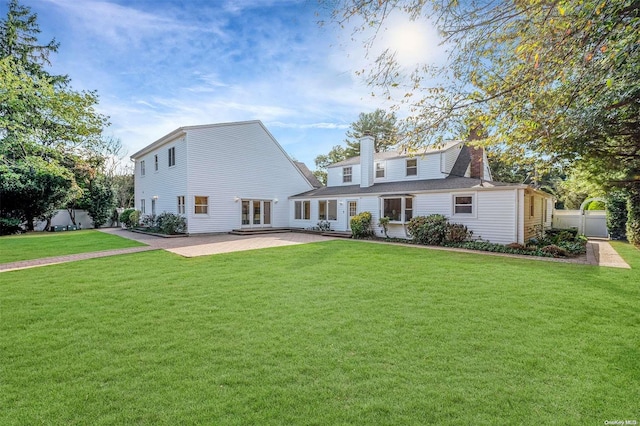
<box><xmin>0</xmin><ymin>216</ymin><xmax>23</xmax><ymax>235</ymax></box>
<box><xmin>343</xmin><ymin>109</ymin><xmax>398</xmax><ymax>157</ymax></box>
<box><xmin>626</xmin><ymin>186</ymin><xmax>640</xmax><ymax>246</ymax></box>
<box><xmin>606</xmin><ymin>191</ymin><xmax>628</xmax><ymax>240</ymax></box>
<box><xmin>350</xmin><ymin>211</ymin><xmax>373</xmax><ymax>238</ymax></box>
<box><xmin>80</xmin><ymin>175</ymin><xmax>115</xmax><ymax>228</ymax></box>
<box><xmin>156</xmin><ymin>212</ymin><xmax>187</xmax><ymax>235</ymax></box>
<box><xmin>378</xmin><ymin>216</ymin><xmax>390</xmax><ymax>238</ymax></box>
<box><xmin>407</xmin><ymin>214</ymin><xmax>448</xmax><ymax>245</ymax></box>
<box><xmin>118</xmin><ymin>208</ymin><xmax>135</xmax><ymax>228</ymax></box>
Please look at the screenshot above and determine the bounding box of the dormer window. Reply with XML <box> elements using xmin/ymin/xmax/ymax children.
<box><xmin>343</xmin><ymin>166</ymin><xmax>352</xmax><ymax>183</ymax></box>
<box><xmin>406</xmin><ymin>158</ymin><xmax>417</xmax><ymax>176</ymax></box>
<box><xmin>375</xmin><ymin>162</ymin><xmax>385</xmax><ymax>178</ymax></box>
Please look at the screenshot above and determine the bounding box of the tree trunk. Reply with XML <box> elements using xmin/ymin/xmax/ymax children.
<box><xmin>67</xmin><ymin>208</ymin><xmax>77</xmax><ymax>225</ymax></box>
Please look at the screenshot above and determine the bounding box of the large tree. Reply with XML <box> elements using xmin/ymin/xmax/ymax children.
<box><xmin>328</xmin><ymin>0</ymin><xmax>639</xmax><ymax>242</ymax></box>
<box><xmin>0</xmin><ymin>0</ymin><xmax>109</xmax><ymax>231</ymax></box>
<box><xmin>343</xmin><ymin>108</ymin><xmax>399</xmax><ymax>157</ymax></box>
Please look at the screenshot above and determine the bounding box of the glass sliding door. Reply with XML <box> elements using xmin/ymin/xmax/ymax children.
<box><xmin>241</xmin><ymin>199</ymin><xmax>273</xmax><ymax>228</ymax></box>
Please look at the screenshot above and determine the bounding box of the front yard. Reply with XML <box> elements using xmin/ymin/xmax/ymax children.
<box><xmin>1</xmin><ymin>235</ymin><xmax>638</xmax><ymax>424</ymax></box>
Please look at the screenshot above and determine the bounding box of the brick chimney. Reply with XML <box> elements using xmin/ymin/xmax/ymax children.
<box><xmin>360</xmin><ymin>135</ymin><xmax>375</xmax><ymax>188</ymax></box>
<box><xmin>467</xmin><ymin>126</ymin><xmax>485</xmax><ymax>180</ymax></box>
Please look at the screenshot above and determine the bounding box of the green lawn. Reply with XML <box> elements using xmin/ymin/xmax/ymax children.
<box><xmin>1</xmin><ymin>238</ymin><xmax>638</xmax><ymax>425</ymax></box>
<box><xmin>0</xmin><ymin>230</ymin><xmax>146</xmax><ymax>263</ymax></box>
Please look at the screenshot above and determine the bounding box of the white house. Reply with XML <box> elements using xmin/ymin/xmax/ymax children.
<box><xmin>130</xmin><ymin>120</ymin><xmax>320</xmax><ymax>234</ymax></box>
<box><xmin>289</xmin><ymin>136</ymin><xmax>554</xmax><ymax>244</ymax></box>
<box><xmin>132</xmin><ymin>120</ymin><xmax>552</xmax><ymax>244</ymax></box>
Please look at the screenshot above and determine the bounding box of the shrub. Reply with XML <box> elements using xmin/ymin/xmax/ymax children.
<box><xmin>626</xmin><ymin>185</ymin><xmax>640</xmax><ymax>246</ymax></box>
<box><xmin>156</xmin><ymin>212</ymin><xmax>187</xmax><ymax>235</ymax></box>
<box><xmin>445</xmin><ymin>223</ymin><xmax>473</xmax><ymax>243</ymax></box>
<box><xmin>378</xmin><ymin>216</ymin><xmax>390</xmax><ymax>238</ymax></box>
<box><xmin>407</xmin><ymin>214</ymin><xmax>449</xmax><ymax>245</ymax></box>
<box><xmin>506</xmin><ymin>243</ymin><xmax>527</xmax><ymax>250</ymax></box>
<box><xmin>586</xmin><ymin>200</ymin><xmax>606</xmax><ymax>210</ymax></box>
<box><xmin>606</xmin><ymin>191</ymin><xmax>628</xmax><ymax>240</ymax></box>
<box><xmin>141</xmin><ymin>214</ymin><xmax>157</xmax><ymax>228</ymax></box>
<box><xmin>350</xmin><ymin>212</ymin><xmax>373</xmax><ymax>239</ymax></box>
<box><xmin>317</xmin><ymin>220</ymin><xmax>331</xmax><ymax>232</ymax></box>
<box><xmin>129</xmin><ymin>210</ymin><xmax>141</xmax><ymax>228</ymax></box>
<box><xmin>541</xmin><ymin>244</ymin><xmax>568</xmax><ymax>257</ymax></box>
<box><xmin>0</xmin><ymin>216</ymin><xmax>23</xmax><ymax>235</ymax></box>
<box><xmin>119</xmin><ymin>209</ymin><xmax>135</xmax><ymax>227</ymax></box>
<box><xmin>447</xmin><ymin>241</ymin><xmax>554</xmax><ymax>258</ymax></box>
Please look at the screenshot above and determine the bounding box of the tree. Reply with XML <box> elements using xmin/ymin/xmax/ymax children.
<box><xmin>328</xmin><ymin>0</ymin><xmax>639</xmax><ymax>200</ymax></box>
<box><xmin>313</xmin><ymin>145</ymin><xmax>348</xmax><ymax>185</ymax></box>
<box><xmin>343</xmin><ymin>109</ymin><xmax>399</xmax><ymax>157</ymax></box>
<box><xmin>80</xmin><ymin>175</ymin><xmax>115</xmax><ymax>228</ymax></box>
<box><xmin>0</xmin><ymin>1</ymin><xmax>109</xmax><ymax>230</ymax></box>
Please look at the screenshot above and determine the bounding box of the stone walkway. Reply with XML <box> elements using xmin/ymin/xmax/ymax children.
<box><xmin>0</xmin><ymin>229</ymin><xmax>631</xmax><ymax>272</ymax></box>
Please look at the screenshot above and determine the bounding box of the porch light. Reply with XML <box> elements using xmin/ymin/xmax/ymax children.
<box><xmin>234</xmin><ymin>196</ymin><xmax>240</xmax><ymax>202</ymax></box>
<box><xmin>274</xmin><ymin>198</ymin><xmax>279</xmax><ymax>204</ymax></box>
<box><xmin>152</xmin><ymin>195</ymin><xmax>159</xmax><ymax>200</ymax></box>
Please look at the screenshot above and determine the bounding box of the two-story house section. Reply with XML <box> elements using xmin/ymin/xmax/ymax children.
<box><xmin>131</xmin><ymin>120</ymin><xmax>319</xmax><ymax>234</ymax></box>
<box><xmin>290</xmin><ymin>136</ymin><xmax>553</xmax><ymax>245</ymax></box>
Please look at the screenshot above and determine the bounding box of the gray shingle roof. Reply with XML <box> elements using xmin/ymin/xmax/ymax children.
<box><xmin>294</xmin><ymin>161</ymin><xmax>323</xmax><ymax>188</ymax></box>
<box><xmin>291</xmin><ymin>176</ymin><xmax>520</xmax><ymax>198</ymax></box>
<box><xmin>328</xmin><ymin>140</ymin><xmax>462</xmax><ymax>168</ymax></box>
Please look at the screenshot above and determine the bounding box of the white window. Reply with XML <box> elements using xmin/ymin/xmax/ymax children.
<box><xmin>454</xmin><ymin>194</ymin><xmax>474</xmax><ymax>215</ymax></box>
<box><xmin>375</xmin><ymin>162</ymin><xmax>385</xmax><ymax>178</ymax></box>
<box><xmin>530</xmin><ymin>195</ymin><xmax>535</xmax><ymax>217</ymax></box>
<box><xmin>318</xmin><ymin>200</ymin><xmax>338</xmax><ymax>221</ymax></box>
<box><xmin>382</xmin><ymin>197</ymin><xmax>413</xmax><ymax>222</ymax></box>
<box><xmin>140</xmin><ymin>160</ymin><xmax>145</xmax><ymax>176</ymax></box>
<box><xmin>177</xmin><ymin>196</ymin><xmax>185</xmax><ymax>214</ymax></box>
<box><xmin>168</xmin><ymin>147</ymin><xmax>176</xmax><ymax>167</ymax></box>
<box><xmin>154</xmin><ymin>154</ymin><xmax>158</xmax><ymax>171</ymax></box>
<box><xmin>140</xmin><ymin>199</ymin><xmax>146</xmax><ymax>214</ymax></box>
<box><xmin>343</xmin><ymin>167</ymin><xmax>352</xmax><ymax>183</ymax></box>
<box><xmin>194</xmin><ymin>196</ymin><xmax>208</xmax><ymax>214</ymax></box>
<box><xmin>294</xmin><ymin>200</ymin><xmax>310</xmax><ymax>220</ymax></box>
<box><xmin>406</xmin><ymin>158</ymin><xmax>417</xmax><ymax>176</ymax></box>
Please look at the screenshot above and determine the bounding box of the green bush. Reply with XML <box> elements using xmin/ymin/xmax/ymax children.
<box><xmin>119</xmin><ymin>209</ymin><xmax>135</xmax><ymax>227</ymax></box>
<box><xmin>129</xmin><ymin>210</ymin><xmax>141</xmax><ymax>228</ymax></box>
<box><xmin>586</xmin><ymin>200</ymin><xmax>605</xmax><ymax>210</ymax></box>
<box><xmin>606</xmin><ymin>191</ymin><xmax>628</xmax><ymax>240</ymax></box>
<box><xmin>407</xmin><ymin>214</ymin><xmax>448</xmax><ymax>245</ymax></box>
<box><xmin>446</xmin><ymin>241</ymin><xmax>554</xmax><ymax>258</ymax></box>
<box><xmin>626</xmin><ymin>185</ymin><xmax>640</xmax><ymax>246</ymax></box>
<box><xmin>445</xmin><ymin>223</ymin><xmax>473</xmax><ymax>243</ymax></box>
<box><xmin>378</xmin><ymin>216</ymin><xmax>390</xmax><ymax>238</ymax></box>
<box><xmin>350</xmin><ymin>212</ymin><xmax>373</xmax><ymax>239</ymax></box>
<box><xmin>0</xmin><ymin>216</ymin><xmax>23</xmax><ymax>235</ymax></box>
<box><xmin>156</xmin><ymin>212</ymin><xmax>187</xmax><ymax>235</ymax></box>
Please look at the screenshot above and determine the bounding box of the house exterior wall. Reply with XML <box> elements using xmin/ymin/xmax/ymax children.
<box><xmin>523</xmin><ymin>191</ymin><xmax>552</xmax><ymax>241</ymax></box>
<box><xmin>290</xmin><ymin>188</ymin><xmax>521</xmax><ymax>245</ymax></box>
<box><xmin>183</xmin><ymin>122</ymin><xmax>312</xmax><ymax>234</ymax></box>
<box><xmin>134</xmin><ymin>136</ymin><xmax>188</xmax><ymax>218</ymax></box>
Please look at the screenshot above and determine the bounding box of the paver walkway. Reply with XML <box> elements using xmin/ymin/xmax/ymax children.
<box><xmin>0</xmin><ymin>229</ymin><xmax>631</xmax><ymax>272</ymax></box>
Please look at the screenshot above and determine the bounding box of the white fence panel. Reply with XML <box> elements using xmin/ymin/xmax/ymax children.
<box><xmin>552</xmin><ymin>209</ymin><xmax>608</xmax><ymax>238</ymax></box>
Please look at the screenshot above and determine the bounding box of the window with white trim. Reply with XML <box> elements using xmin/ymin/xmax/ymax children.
<box><xmin>154</xmin><ymin>154</ymin><xmax>158</xmax><ymax>171</ymax></box>
<box><xmin>406</xmin><ymin>158</ymin><xmax>417</xmax><ymax>176</ymax></box>
<box><xmin>177</xmin><ymin>196</ymin><xmax>185</xmax><ymax>214</ymax></box>
<box><xmin>168</xmin><ymin>147</ymin><xmax>176</xmax><ymax>167</ymax></box>
<box><xmin>454</xmin><ymin>195</ymin><xmax>474</xmax><ymax>215</ymax></box>
<box><xmin>375</xmin><ymin>162</ymin><xmax>385</xmax><ymax>178</ymax></box>
<box><xmin>318</xmin><ymin>200</ymin><xmax>338</xmax><ymax>221</ymax></box>
<box><xmin>194</xmin><ymin>196</ymin><xmax>208</xmax><ymax>214</ymax></box>
<box><xmin>140</xmin><ymin>160</ymin><xmax>145</xmax><ymax>176</ymax></box>
<box><xmin>294</xmin><ymin>200</ymin><xmax>310</xmax><ymax>220</ymax></box>
<box><xmin>382</xmin><ymin>197</ymin><xmax>413</xmax><ymax>222</ymax></box>
<box><xmin>140</xmin><ymin>199</ymin><xmax>146</xmax><ymax>214</ymax></box>
<box><xmin>343</xmin><ymin>167</ymin><xmax>352</xmax><ymax>183</ymax></box>
<box><xmin>529</xmin><ymin>195</ymin><xmax>535</xmax><ymax>217</ymax></box>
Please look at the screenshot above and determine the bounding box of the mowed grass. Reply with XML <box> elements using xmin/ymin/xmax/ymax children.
<box><xmin>0</xmin><ymin>230</ymin><xmax>145</xmax><ymax>263</ymax></box>
<box><xmin>1</xmin><ymin>238</ymin><xmax>639</xmax><ymax>425</ymax></box>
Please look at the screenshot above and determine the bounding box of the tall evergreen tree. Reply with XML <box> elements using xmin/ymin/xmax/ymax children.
<box><xmin>343</xmin><ymin>109</ymin><xmax>398</xmax><ymax>157</ymax></box>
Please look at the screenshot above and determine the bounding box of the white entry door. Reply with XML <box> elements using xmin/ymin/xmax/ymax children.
<box><xmin>346</xmin><ymin>200</ymin><xmax>358</xmax><ymax>230</ymax></box>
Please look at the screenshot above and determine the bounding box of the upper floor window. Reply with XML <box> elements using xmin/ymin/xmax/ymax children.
<box><xmin>168</xmin><ymin>147</ymin><xmax>176</xmax><ymax>167</ymax></box>
<box><xmin>406</xmin><ymin>158</ymin><xmax>417</xmax><ymax>176</ymax></box>
<box><xmin>294</xmin><ymin>200</ymin><xmax>310</xmax><ymax>220</ymax></box>
<box><xmin>154</xmin><ymin>154</ymin><xmax>159</xmax><ymax>171</ymax></box>
<box><xmin>375</xmin><ymin>162</ymin><xmax>385</xmax><ymax>178</ymax></box>
<box><xmin>382</xmin><ymin>197</ymin><xmax>413</xmax><ymax>222</ymax></box>
<box><xmin>140</xmin><ymin>160</ymin><xmax>146</xmax><ymax>176</ymax></box>
<box><xmin>177</xmin><ymin>196</ymin><xmax>185</xmax><ymax>214</ymax></box>
<box><xmin>343</xmin><ymin>167</ymin><xmax>352</xmax><ymax>183</ymax></box>
<box><xmin>454</xmin><ymin>194</ymin><xmax>474</xmax><ymax>215</ymax></box>
<box><xmin>318</xmin><ymin>200</ymin><xmax>338</xmax><ymax>221</ymax></box>
<box><xmin>194</xmin><ymin>196</ymin><xmax>208</xmax><ymax>214</ymax></box>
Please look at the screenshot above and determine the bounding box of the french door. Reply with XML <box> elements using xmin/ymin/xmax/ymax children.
<box><xmin>241</xmin><ymin>200</ymin><xmax>272</xmax><ymax>228</ymax></box>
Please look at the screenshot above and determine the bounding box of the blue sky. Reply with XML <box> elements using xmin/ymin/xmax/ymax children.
<box><xmin>4</xmin><ymin>0</ymin><xmax>444</xmax><ymax>169</ymax></box>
